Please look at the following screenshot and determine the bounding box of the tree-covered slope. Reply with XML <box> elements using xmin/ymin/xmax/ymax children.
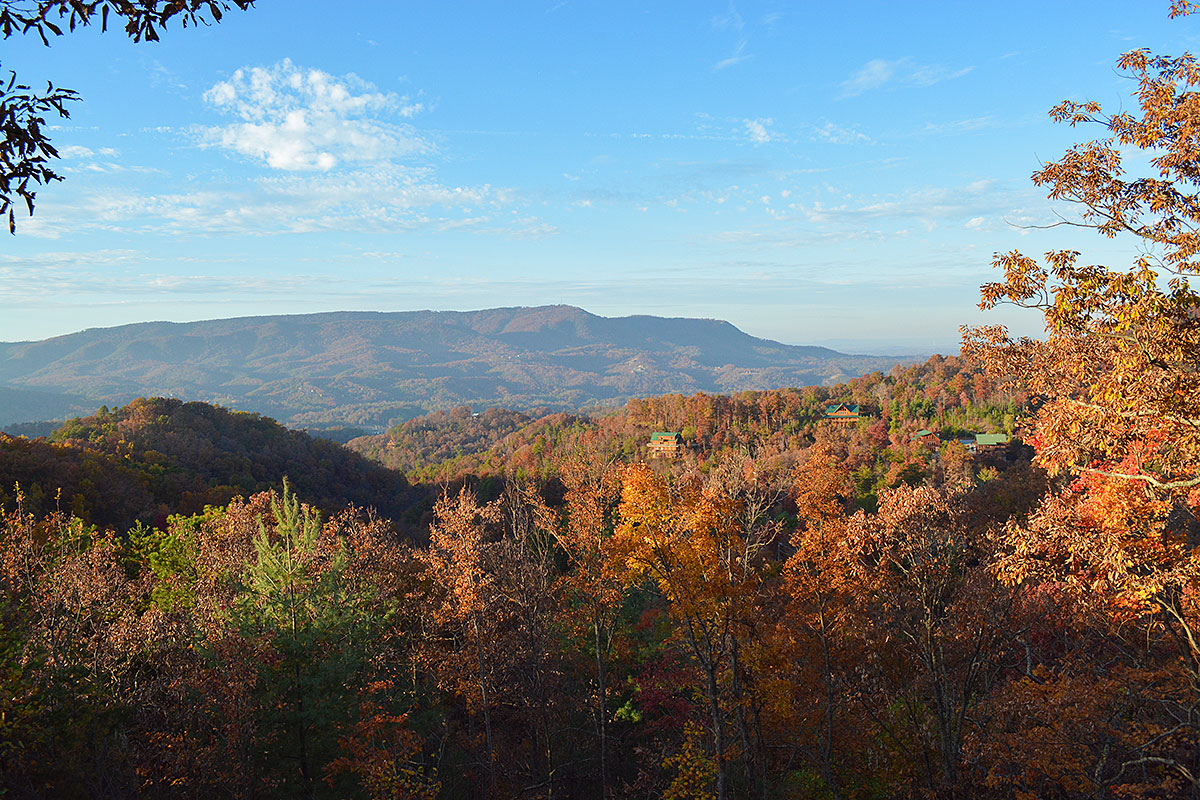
<box><xmin>1</xmin><ymin>397</ymin><xmax>410</xmax><ymax>531</ymax></box>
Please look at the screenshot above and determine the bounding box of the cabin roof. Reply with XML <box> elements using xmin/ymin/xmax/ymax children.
<box><xmin>824</xmin><ymin>403</ymin><xmax>860</xmax><ymax>415</ymax></box>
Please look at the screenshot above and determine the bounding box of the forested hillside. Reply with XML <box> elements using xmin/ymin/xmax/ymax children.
<box><xmin>350</xmin><ymin>405</ymin><xmax>539</xmax><ymax>474</ymax></box>
<box><xmin>2</xmin><ymin>305</ymin><xmax>1194</xmax><ymax>798</ymax></box>
<box><xmin>1</xmin><ymin>397</ymin><xmax>411</xmax><ymax>531</ymax></box>
<box><xmin>350</xmin><ymin>352</ymin><xmax>1021</xmax><ymax>506</ymax></box>
<box><xmin>0</xmin><ymin>349</ymin><xmax>1067</xmax><ymax>799</ymax></box>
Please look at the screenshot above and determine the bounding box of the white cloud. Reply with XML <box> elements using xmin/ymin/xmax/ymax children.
<box><xmin>840</xmin><ymin>57</ymin><xmax>973</xmax><ymax>98</ymax></box>
<box><xmin>0</xmin><ymin>249</ymin><xmax>142</xmax><ymax>270</ymax></box>
<box><xmin>53</xmin><ymin>145</ymin><xmax>141</xmax><ymax>175</ymax></box>
<box><xmin>811</xmin><ymin>119</ymin><xmax>872</xmax><ymax>145</ymax></box>
<box><xmin>842</xmin><ymin>59</ymin><xmax>895</xmax><ymax>96</ymax></box>
<box><xmin>199</xmin><ymin>59</ymin><xmax>427</xmax><ymax>171</ymax></box>
<box><xmin>714</xmin><ymin>50</ymin><xmax>750</xmax><ymax>71</ymax></box>
<box><xmin>712</xmin><ymin>179</ymin><xmax>1020</xmax><ymax>237</ymax></box>
<box><xmin>835</xmin><ymin>181</ymin><xmax>997</xmax><ymax>223</ymax></box>
<box><xmin>744</xmin><ymin>118</ymin><xmax>780</xmax><ymax>144</ymax></box>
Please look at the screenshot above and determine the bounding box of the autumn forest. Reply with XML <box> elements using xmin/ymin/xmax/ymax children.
<box><xmin>4</xmin><ymin>3</ymin><xmax>1200</xmax><ymax>800</ymax></box>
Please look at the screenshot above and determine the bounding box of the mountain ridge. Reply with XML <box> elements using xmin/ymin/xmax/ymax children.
<box><xmin>0</xmin><ymin>305</ymin><xmax>917</xmax><ymax>429</ymax></box>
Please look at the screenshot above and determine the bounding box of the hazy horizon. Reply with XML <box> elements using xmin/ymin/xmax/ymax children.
<box><xmin>0</xmin><ymin>304</ymin><xmax>953</xmax><ymax>355</ymax></box>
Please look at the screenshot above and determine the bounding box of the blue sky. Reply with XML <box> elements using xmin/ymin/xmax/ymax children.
<box><xmin>1</xmin><ymin>1</ymin><xmax>1194</xmax><ymax>351</ymax></box>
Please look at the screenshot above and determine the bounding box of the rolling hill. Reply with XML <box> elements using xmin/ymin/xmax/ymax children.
<box><xmin>1</xmin><ymin>397</ymin><xmax>412</xmax><ymax>531</ymax></box>
<box><xmin>0</xmin><ymin>305</ymin><xmax>917</xmax><ymax>429</ymax></box>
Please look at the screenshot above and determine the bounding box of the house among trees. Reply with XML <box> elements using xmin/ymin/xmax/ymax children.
<box><xmin>954</xmin><ymin>433</ymin><xmax>1010</xmax><ymax>455</ymax></box>
<box><xmin>647</xmin><ymin>431</ymin><xmax>684</xmax><ymax>458</ymax></box>
<box><xmin>974</xmin><ymin>433</ymin><xmax>1010</xmax><ymax>454</ymax></box>
<box><xmin>823</xmin><ymin>402</ymin><xmax>860</xmax><ymax>428</ymax></box>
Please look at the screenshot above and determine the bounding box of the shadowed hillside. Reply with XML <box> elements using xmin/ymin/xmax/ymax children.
<box><xmin>1</xmin><ymin>398</ymin><xmax>411</xmax><ymax>531</ymax></box>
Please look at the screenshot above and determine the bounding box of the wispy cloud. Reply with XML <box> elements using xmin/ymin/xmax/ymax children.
<box><xmin>148</xmin><ymin>60</ymin><xmax>187</xmax><ymax>92</ymax></box>
<box><xmin>919</xmin><ymin>115</ymin><xmax>1000</xmax><ymax>136</ymax></box>
<box><xmin>0</xmin><ymin>249</ymin><xmax>143</xmax><ymax>272</ymax></box>
<box><xmin>693</xmin><ymin>178</ymin><xmax>1039</xmax><ymax>246</ymax></box>
<box><xmin>714</xmin><ymin>49</ymin><xmax>750</xmax><ymax>71</ymax></box>
<box><xmin>810</xmin><ymin>119</ymin><xmax>872</xmax><ymax>145</ymax></box>
<box><xmin>53</xmin><ymin>144</ymin><xmax>145</xmax><ymax>175</ymax></box>
<box><xmin>792</xmin><ymin>179</ymin><xmax>1002</xmax><ymax>229</ymax></box>
<box><xmin>16</xmin><ymin>166</ymin><xmax>545</xmax><ymax>239</ymax></box>
<box><xmin>198</xmin><ymin>59</ymin><xmax>427</xmax><ymax>171</ymax></box>
<box><xmin>840</xmin><ymin>57</ymin><xmax>973</xmax><ymax>98</ymax></box>
<box><xmin>712</xmin><ymin>3</ymin><xmax>751</xmax><ymax>70</ymax></box>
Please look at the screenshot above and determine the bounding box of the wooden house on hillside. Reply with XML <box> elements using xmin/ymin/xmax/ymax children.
<box><xmin>911</xmin><ymin>429</ymin><xmax>939</xmax><ymax>445</ymax></box>
<box><xmin>823</xmin><ymin>403</ymin><xmax>860</xmax><ymax>428</ymax></box>
<box><xmin>648</xmin><ymin>431</ymin><xmax>684</xmax><ymax>458</ymax></box>
<box><xmin>954</xmin><ymin>433</ymin><xmax>1011</xmax><ymax>455</ymax></box>
<box><xmin>974</xmin><ymin>433</ymin><xmax>1010</xmax><ymax>454</ymax></box>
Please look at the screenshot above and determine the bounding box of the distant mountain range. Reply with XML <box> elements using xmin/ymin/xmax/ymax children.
<box><xmin>0</xmin><ymin>305</ymin><xmax>920</xmax><ymax>429</ymax></box>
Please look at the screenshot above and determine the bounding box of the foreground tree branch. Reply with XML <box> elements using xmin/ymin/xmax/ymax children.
<box><xmin>0</xmin><ymin>0</ymin><xmax>254</xmax><ymax>232</ymax></box>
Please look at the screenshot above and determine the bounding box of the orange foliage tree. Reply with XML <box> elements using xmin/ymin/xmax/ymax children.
<box><xmin>541</xmin><ymin>456</ymin><xmax>626</xmax><ymax>797</ymax></box>
<box><xmin>964</xmin><ymin>4</ymin><xmax>1200</xmax><ymax>793</ymax></box>
<box><xmin>424</xmin><ymin>488</ymin><xmax>506</xmax><ymax>792</ymax></box>
<box><xmin>616</xmin><ymin>455</ymin><xmax>781</xmax><ymax>800</ymax></box>
<box><xmin>779</xmin><ymin>446</ymin><xmax>869</xmax><ymax>800</ymax></box>
<box><xmin>848</xmin><ymin>485</ymin><xmax>1018</xmax><ymax>797</ymax></box>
